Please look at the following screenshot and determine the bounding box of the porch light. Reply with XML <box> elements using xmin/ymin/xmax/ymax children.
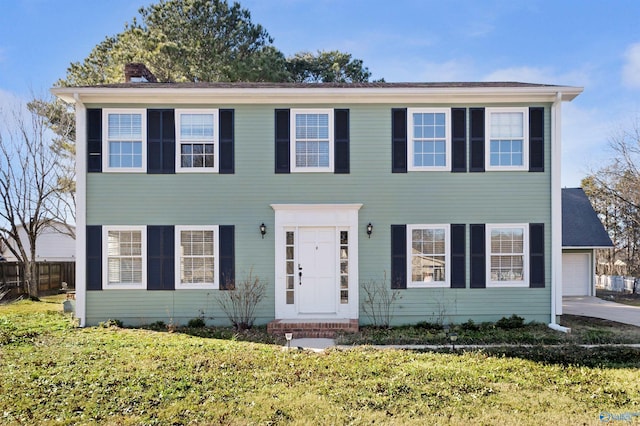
<box><xmin>260</xmin><ymin>223</ymin><xmax>266</xmax><ymax>239</ymax></box>
<box><xmin>366</xmin><ymin>223</ymin><xmax>373</xmax><ymax>238</ymax></box>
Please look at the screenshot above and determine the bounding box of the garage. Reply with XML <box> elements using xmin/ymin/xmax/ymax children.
<box><xmin>562</xmin><ymin>188</ymin><xmax>613</xmax><ymax>298</ymax></box>
<box><xmin>562</xmin><ymin>253</ymin><xmax>591</xmax><ymax>296</ymax></box>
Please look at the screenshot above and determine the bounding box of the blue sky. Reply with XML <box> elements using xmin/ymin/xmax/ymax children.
<box><xmin>1</xmin><ymin>0</ymin><xmax>639</xmax><ymax>186</ymax></box>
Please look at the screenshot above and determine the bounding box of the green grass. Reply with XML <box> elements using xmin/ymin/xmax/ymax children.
<box><xmin>1</xmin><ymin>299</ymin><xmax>640</xmax><ymax>425</ymax></box>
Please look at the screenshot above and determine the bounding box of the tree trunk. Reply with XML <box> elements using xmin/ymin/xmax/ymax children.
<box><xmin>27</xmin><ymin>258</ymin><xmax>39</xmax><ymax>299</ymax></box>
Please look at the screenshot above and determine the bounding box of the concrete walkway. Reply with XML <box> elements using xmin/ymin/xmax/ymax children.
<box><xmin>287</xmin><ymin>338</ymin><xmax>335</xmax><ymax>352</ymax></box>
<box><xmin>563</xmin><ymin>296</ymin><xmax>640</xmax><ymax>327</ymax></box>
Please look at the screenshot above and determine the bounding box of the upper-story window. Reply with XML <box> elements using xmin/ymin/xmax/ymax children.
<box><xmin>408</xmin><ymin>108</ymin><xmax>450</xmax><ymax>171</ymax></box>
<box><xmin>103</xmin><ymin>109</ymin><xmax>146</xmax><ymax>172</ymax></box>
<box><xmin>486</xmin><ymin>108</ymin><xmax>529</xmax><ymax>171</ymax></box>
<box><xmin>407</xmin><ymin>224</ymin><xmax>450</xmax><ymax>288</ymax></box>
<box><xmin>486</xmin><ymin>224</ymin><xmax>528</xmax><ymax>287</ymax></box>
<box><xmin>176</xmin><ymin>109</ymin><xmax>218</xmax><ymax>173</ymax></box>
<box><xmin>290</xmin><ymin>109</ymin><xmax>334</xmax><ymax>172</ymax></box>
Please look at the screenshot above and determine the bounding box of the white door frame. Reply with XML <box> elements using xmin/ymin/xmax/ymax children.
<box><xmin>272</xmin><ymin>204</ymin><xmax>361</xmax><ymax>320</ymax></box>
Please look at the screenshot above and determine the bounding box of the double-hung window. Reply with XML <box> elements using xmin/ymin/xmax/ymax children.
<box><xmin>408</xmin><ymin>108</ymin><xmax>451</xmax><ymax>171</ymax></box>
<box><xmin>103</xmin><ymin>226</ymin><xmax>146</xmax><ymax>289</ymax></box>
<box><xmin>176</xmin><ymin>109</ymin><xmax>218</xmax><ymax>172</ymax></box>
<box><xmin>486</xmin><ymin>107</ymin><xmax>528</xmax><ymax>171</ymax></box>
<box><xmin>486</xmin><ymin>224</ymin><xmax>528</xmax><ymax>287</ymax></box>
<box><xmin>175</xmin><ymin>226</ymin><xmax>219</xmax><ymax>289</ymax></box>
<box><xmin>407</xmin><ymin>224</ymin><xmax>450</xmax><ymax>288</ymax></box>
<box><xmin>291</xmin><ymin>109</ymin><xmax>334</xmax><ymax>172</ymax></box>
<box><xmin>103</xmin><ymin>109</ymin><xmax>146</xmax><ymax>172</ymax></box>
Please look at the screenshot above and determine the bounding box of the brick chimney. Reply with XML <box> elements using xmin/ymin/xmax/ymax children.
<box><xmin>124</xmin><ymin>63</ymin><xmax>158</xmax><ymax>83</ymax></box>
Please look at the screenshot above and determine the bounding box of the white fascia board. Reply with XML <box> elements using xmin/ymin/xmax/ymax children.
<box><xmin>51</xmin><ymin>86</ymin><xmax>583</xmax><ymax>106</ymax></box>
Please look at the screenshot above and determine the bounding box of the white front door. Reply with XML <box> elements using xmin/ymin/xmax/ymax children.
<box><xmin>272</xmin><ymin>204</ymin><xmax>361</xmax><ymax>320</ymax></box>
<box><xmin>298</xmin><ymin>227</ymin><xmax>336</xmax><ymax>314</ymax></box>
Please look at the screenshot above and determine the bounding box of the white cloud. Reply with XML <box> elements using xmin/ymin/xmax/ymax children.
<box><xmin>561</xmin><ymin>103</ymin><xmax>612</xmax><ymax>187</ymax></box>
<box><xmin>622</xmin><ymin>42</ymin><xmax>640</xmax><ymax>89</ymax></box>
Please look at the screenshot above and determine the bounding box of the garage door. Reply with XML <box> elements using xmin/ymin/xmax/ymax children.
<box><xmin>562</xmin><ymin>253</ymin><xmax>591</xmax><ymax>296</ymax></box>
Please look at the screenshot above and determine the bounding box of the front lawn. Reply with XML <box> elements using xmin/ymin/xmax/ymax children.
<box><xmin>1</xmin><ymin>298</ymin><xmax>640</xmax><ymax>425</ymax></box>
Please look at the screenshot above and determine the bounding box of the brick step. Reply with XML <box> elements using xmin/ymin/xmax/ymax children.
<box><xmin>267</xmin><ymin>319</ymin><xmax>359</xmax><ymax>339</ymax></box>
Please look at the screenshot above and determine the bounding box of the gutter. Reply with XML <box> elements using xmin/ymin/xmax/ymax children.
<box><xmin>550</xmin><ymin>92</ymin><xmax>563</xmax><ymax>328</ymax></box>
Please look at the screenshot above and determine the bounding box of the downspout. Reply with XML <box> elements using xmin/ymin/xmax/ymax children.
<box><xmin>74</xmin><ymin>93</ymin><xmax>87</xmax><ymax>327</ymax></box>
<box><xmin>549</xmin><ymin>92</ymin><xmax>570</xmax><ymax>333</ymax></box>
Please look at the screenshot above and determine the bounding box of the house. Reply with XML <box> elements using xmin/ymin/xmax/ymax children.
<box><xmin>52</xmin><ymin>64</ymin><xmax>582</xmax><ymax>330</ymax></box>
<box><xmin>1</xmin><ymin>221</ymin><xmax>75</xmax><ymax>263</ymax></box>
<box><xmin>562</xmin><ymin>187</ymin><xmax>613</xmax><ymax>296</ymax></box>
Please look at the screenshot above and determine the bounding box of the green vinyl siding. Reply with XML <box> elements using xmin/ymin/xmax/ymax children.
<box><xmin>85</xmin><ymin>103</ymin><xmax>553</xmax><ymax>326</ymax></box>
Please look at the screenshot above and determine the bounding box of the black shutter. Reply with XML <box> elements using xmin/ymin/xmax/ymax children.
<box><xmin>275</xmin><ymin>109</ymin><xmax>290</xmax><ymax>173</ymax></box>
<box><xmin>451</xmin><ymin>224</ymin><xmax>466</xmax><ymax>288</ymax></box>
<box><xmin>529</xmin><ymin>107</ymin><xmax>544</xmax><ymax>172</ymax></box>
<box><xmin>87</xmin><ymin>109</ymin><xmax>102</xmax><ymax>173</ymax></box>
<box><xmin>219</xmin><ymin>109</ymin><xmax>235</xmax><ymax>174</ymax></box>
<box><xmin>469</xmin><ymin>108</ymin><xmax>485</xmax><ymax>172</ymax></box>
<box><xmin>334</xmin><ymin>109</ymin><xmax>350</xmax><ymax>174</ymax></box>
<box><xmin>147</xmin><ymin>109</ymin><xmax>175</xmax><ymax>174</ymax></box>
<box><xmin>219</xmin><ymin>225</ymin><xmax>235</xmax><ymax>289</ymax></box>
<box><xmin>470</xmin><ymin>224</ymin><xmax>486</xmax><ymax>288</ymax></box>
<box><xmin>451</xmin><ymin>108</ymin><xmax>467</xmax><ymax>172</ymax></box>
<box><xmin>147</xmin><ymin>226</ymin><xmax>175</xmax><ymax>290</ymax></box>
<box><xmin>391</xmin><ymin>225</ymin><xmax>407</xmax><ymax>289</ymax></box>
<box><xmin>392</xmin><ymin>108</ymin><xmax>407</xmax><ymax>173</ymax></box>
<box><xmin>529</xmin><ymin>223</ymin><xmax>545</xmax><ymax>288</ymax></box>
<box><xmin>86</xmin><ymin>225</ymin><xmax>102</xmax><ymax>291</ymax></box>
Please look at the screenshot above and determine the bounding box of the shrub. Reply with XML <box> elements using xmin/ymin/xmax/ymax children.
<box><xmin>460</xmin><ymin>319</ymin><xmax>480</xmax><ymax>331</ymax></box>
<box><xmin>416</xmin><ymin>321</ymin><xmax>444</xmax><ymax>331</ymax></box>
<box><xmin>98</xmin><ymin>319</ymin><xmax>123</xmax><ymax>328</ymax></box>
<box><xmin>187</xmin><ymin>318</ymin><xmax>206</xmax><ymax>328</ymax></box>
<box><xmin>146</xmin><ymin>320</ymin><xmax>166</xmax><ymax>330</ymax></box>
<box><xmin>217</xmin><ymin>269</ymin><xmax>266</xmax><ymax>330</ymax></box>
<box><xmin>361</xmin><ymin>273</ymin><xmax>402</xmax><ymax>328</ymax></box>
<box><xmin>496</xmin><ymin>314</ymin><xmax>525</xmax><ymax>330</ymax></box>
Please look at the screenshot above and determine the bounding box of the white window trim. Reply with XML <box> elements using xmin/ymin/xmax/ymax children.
<box><xmin>174</xmin><ymin>225</ymin><xmax>220</xmax><ymax>290</ymax></box>
<box><xmin>102</xmin><ymin>226</ymin><xmax>147</xmax><ymax>290</ymax></box>
<box><xmin>407</xmin><ymin>108</ymin><xmax>451</xmax><ymax>171</ymax></box>
<box><xmin>407</xmin><ymin>224</ymin><xmax>450</xmax><ymax>288</ymax></box>
<box><xmin>485</xmin><ymin>107</ymin><xmax>529</xmax><ymax>171</ymax></box>
<box><xmin>175</xmin><ymin>109</ymin><xmax>219</xmax><ymax>173</ymax></box>
<box><xmin>290</xmin><ymin>108</ymin><xmax>334</xmax><ymax>173</ymax></box>
<box><xmin>486</xmin><ymin>223</ymin><xmax>529</xmax><ymax>288</ymax></box>
<box><xmin>102</xmin><ymin>109</ymin><xmax>147</xmax><ymax>173</ymax></box>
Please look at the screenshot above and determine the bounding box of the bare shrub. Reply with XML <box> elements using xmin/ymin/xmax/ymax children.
<box><xmin>217</xmin><ymin>269</ymin><xmax>266</xmax><ymax>330</ymax></box>
<box><xmin>361</xmin><ymin>273</ymin><xmax>402</xmax><ymax>328</ymax></box>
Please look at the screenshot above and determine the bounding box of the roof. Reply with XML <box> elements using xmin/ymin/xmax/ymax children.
<box><xmin>562</xmin><ymin>188</ymin><xmax>613</xmax><ymax>248</ymax></box>
<box><xmin>51</xmin><ymin>81</ymin><xmax>583</xmax><ymax>105</ymax></box>
<box><xmin>75</xmin><ymin>81</ymin><xmax>566</xmax><ymax>89</ymax></box>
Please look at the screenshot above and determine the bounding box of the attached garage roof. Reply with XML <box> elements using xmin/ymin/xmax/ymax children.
<box><xmin>562</xmin><ymin>188</ymin><xmax>613</xmax><ymax>248</ymax></box>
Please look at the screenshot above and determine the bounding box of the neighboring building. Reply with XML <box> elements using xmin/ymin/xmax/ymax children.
<box><xmin>1</xmin><ymin>221</ymin><xmax>75</xmax><ymax>263</ymax></box>
<box><xmin>1</xmin><ymin>221</ymin><xmax>76</xmax><ymax>295</ymax></box>
<box><xmin>53</xmin><ymin>66</ymin><xmax>582</xmax><ymax>329</ymax></box>
<box><xmin>562</xmin><ymin>188</ymin><xmax>613</xmax><ymax>296</ymax></box>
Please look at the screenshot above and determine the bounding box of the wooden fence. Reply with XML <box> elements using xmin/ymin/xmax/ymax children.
<box><xmin>0</xmin><ymin>261</ymin><xmax>75</xmax><ymax>299</ymax></box>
